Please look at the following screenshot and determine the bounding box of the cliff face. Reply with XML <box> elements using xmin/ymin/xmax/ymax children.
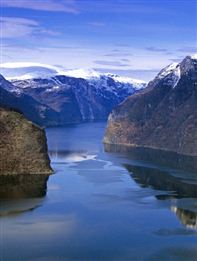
<box><xmin>0</xmin><ymin>107</ymin><xmax>53</xmax><ymax>175</ymax></box>
<box><xmin>104</xmin><ymin>56</ymin><xmax>197</xmax><ymax>156</ymax></box>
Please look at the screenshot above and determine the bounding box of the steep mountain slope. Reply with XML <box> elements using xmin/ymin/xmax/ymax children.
<box><xmin>0</xmin><ymin>63</ymin><xmax>146</xmax><ymax>125</ymax></box>
<box><xmin>11</xmin><ymin>75</ymin><xmax>144</xmax><ymax>122</ymax></box>
<box><xmin>0</xmin><ymin>75</ymin><xmax>59</xmax><ymax>126</ymax></box>
<box><xmin>104</xmin><ymin>55</ymin><xmax>197</xmax><ymax>156</ymax></box>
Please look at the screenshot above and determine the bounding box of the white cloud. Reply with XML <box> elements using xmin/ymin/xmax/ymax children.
<box><xmin>1</xmin><ymin>0</ymin><xmax>79</xmax><ymax>14</ymax></box>
<box><xmin>0</xmin><ymin>17</ymin><xmax>60</xmax><ymax>38</ymax></box>
<box><xmin>1</xmin><ymin>42</ymin><xmax>183</xmax><ymax>81</ymax></box>
<box><xmin>1</xmin><ymin>17</ymin><xmax>38</xmax><ymax>38</ymax></box>
<box><xmin>94</xmin><ymin>60</ymin><xmax>130</xmax><ymax>67</ymax></box>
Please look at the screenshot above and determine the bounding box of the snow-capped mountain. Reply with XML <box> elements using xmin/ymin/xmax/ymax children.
<box><xmin>156</xmin><ymin>62</ymin><xmax>181</xmax><ymax>88</ymax></box>
<box><xmin>0</xmin><ymin>62</ymin><xmax>147</xmax><ymax>126</ymax></box>
<box><xmin>104</xmin><ymin>55</ymin><xmax>197</xmax><ymax>156</ymax></box>
<box><xmin>150</xmin><ymin>54</ymin><xmax>197</xmax><ymax>89</ymax></box>
<box><xmin>0</xmin><ymin>62</ymin><xmax>146</xmax><ymax>89</ymax></box>
<box><xmin>63</xmin><ymin>68</ymin><xmax>101</xmax><ymax>79</ymax></box>
<box><xmin>62</xmin><ymin>68</ymin><xmax>146</xmax><ymax>90</ymax></box>
<box><xmin>0</xmin><ymin>74</ymin><xmax>59</xmax><ymax>126</ymax></box>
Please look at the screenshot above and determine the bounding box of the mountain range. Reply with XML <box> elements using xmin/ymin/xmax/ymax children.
<box><xmin>0</xmin><ymin>63</ymin><xmax>146</xmax><ymax>126</ymax></box>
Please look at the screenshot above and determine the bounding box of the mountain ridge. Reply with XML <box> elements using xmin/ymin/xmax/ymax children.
<box><xmin>0</xmin><ymin>62</ymin><xmax>146</xmax><ymax>86</ymax></box>
<box><xmin>0</xmin><ymin>64</ymin><xmax>146</xmax><ymax>126</ymax></box>
<box><xmin>104</xmin><ymin>55</ymin><xmax>197</xmax><ymax>156</ymax></box>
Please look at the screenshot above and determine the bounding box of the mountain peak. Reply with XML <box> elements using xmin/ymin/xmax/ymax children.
<box><xmin>155</xmin><ymin>62</ymin><xmax>180</xmax><ymax>88</ymax></box>
<box><xmin>104</xmin><ymin>55</ymin><xmax>197</xmax><ymax>156</ymax></box>
<box><xmin>155</xmin><ymin>54</ymin><xmax>197</xmax><ymax>84</ymax></box>
<box><xmin>62</xmin><ymin>68</ymin><xmax>101</xmax><ymax>79</ymax></box>
<box><xmin>103</xmin><ymin>73</ymin><xmax>146</xmax><ymax>85</ymax></box>
<box><xmin>157</xmin><ymin>62</ymin><xmax>179</xmax><ymax>78</ymax></box>
<box><xmin>190</xmin><ymin>53</ymin><xmax>197</xmax><ymax>60</ymax></box>
<box><xmin>153</xmin><ymin>55</ymin><xmax>197</xmax><ymax>89</ymax></box>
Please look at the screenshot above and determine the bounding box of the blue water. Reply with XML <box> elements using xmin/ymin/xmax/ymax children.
<box><xmin>0</xmin><ymin>122</ymin><xmax>197</xmax><ymax>260</ymax></box>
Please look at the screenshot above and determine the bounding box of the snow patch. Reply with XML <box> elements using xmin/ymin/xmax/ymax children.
<box><xmin>0</xmin><ymin>62</ymin><xmax>146</xmax><ymax>89</ymax></box>
<box><xmin>104</xmin><ymin>73</ymin><xmax>145</xmax><ymax>84</ymax></box>
<box><xmin>172</xmin><ymin>65</ymin><xmax>181</xmax><ymax>88</ymax></box>
<box><xmin>62</xmin><ymin>68</ymin><xmax>101</xmax><ymax>79</ymax></box>
<box><xmin>45</xmin><ymin>85</ymin><xmax>60</xmax><ymax>92</ymax></box>
<box><xmin>105</xmin><ymin>73</ymin><xmax>146</xmax><ymax>90</ymax></box>
<box><xmin>190</xmin><ymin>53</ymin><xmax>197</xmax><ymax>60</ymax></box>
<box><xmin>158</xmin><ymin>63</ymin><xmax>179</xmax><ymax>79</ymax></box>
<box><xmin>157</xmin><ymin>62</ymin><xmax>181</xmax><ymax>88</ymax></box>
<box><xmin>63</xmin><ymin>69</ymin><xmax>146</xmax><ymax>88</ymax></box>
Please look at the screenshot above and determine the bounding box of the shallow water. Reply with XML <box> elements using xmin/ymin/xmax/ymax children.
<box><xmin>0</xmin><ymin>122</ymin><xmax>197</xmax><ymax>260</ymax></box>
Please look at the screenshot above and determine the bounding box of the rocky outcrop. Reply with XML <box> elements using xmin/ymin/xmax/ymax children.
<box><xmin>0</xmin><ymin>107</ymin><xmax>53</xmax><ymax>175</ymax></box>
<box><xmin>104</xmin><ymin>55</ymin><xmax>197</xmax><ymax>156</ymax></box>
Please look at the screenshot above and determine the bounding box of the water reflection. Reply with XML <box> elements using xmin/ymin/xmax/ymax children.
<box><xmin>104</xmin><ymin>144</ymin><xmax>197</xmax><ymax>173</ymax></box>
<box><xmin>171</xmin><ymin>207</ymin><xmax>197</xmax><ymax>229</ymax></box>
<box><xmin>0</xmin><ymin>174</ymin><xmax>49</xmax><ymax>216</ymax></box>
<box><xmin>124</xmin><ymin>164</ymin><xmax>197</xmax><ymax>229</ymax></box>
<box><xmin>49</xmin><ymin>150</ymin><xmax>97</xmax><ymax>164</ymax></box>
<box><xmin>124</xmin><ymin>164</ymin><xmax>197</xmax><ymax>199</ymax></box>
<box><xmin>105</xmin><ymin>144</ymin><xmax>197</xmax><ymax>229</ymax></box>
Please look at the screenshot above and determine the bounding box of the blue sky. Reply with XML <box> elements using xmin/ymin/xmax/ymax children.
<box><xmin>1</xmin><ymin>0</ymin><xmax>197</xmax><ymax>80</ymax></box>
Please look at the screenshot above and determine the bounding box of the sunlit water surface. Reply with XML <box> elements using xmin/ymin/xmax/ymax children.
<box><xmin>0</xmin><ymin>122</ymin><xmax>197</xmax><ymax>260</ymax></box>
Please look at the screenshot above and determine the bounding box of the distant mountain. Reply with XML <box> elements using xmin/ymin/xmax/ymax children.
<box><xmin>0</xmin><ymin>63</ymin><xmax>146</xmax><ymax>89</ymax></box>
<box><xmin>0</xmin><ymin>74</ymin><xmax>59</xmax><ymax>126</ymax></box>
<box><xmin>0</xmin><ymin>63</ymin><xmax>146</xmax><ymax>126</ymax></box>
<box><xmin>104</xmin><ymin>55</ymin><xmax>197</xmax><ymax>156</ymax></box>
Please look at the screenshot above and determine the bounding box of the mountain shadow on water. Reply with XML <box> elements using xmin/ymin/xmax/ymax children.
<box><xmin>104</xmin><ymin>144</ymin><xmax>197</xmax><ymax>229</ymax></box>
<box><xmin>104</xmin><ymin>144</ymin><xmax>197</xmax><ymax>174</ymax></box>
<box><xmin>0</xmin><ymin>174</ymin><xmax>49</xmax><ymax>216</ymax></box>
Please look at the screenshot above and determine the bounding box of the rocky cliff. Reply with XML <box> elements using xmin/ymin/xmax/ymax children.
<box><xmin>104</xmin><ymin>55</ymin><xmax>197</xmax><ymax>156</ymax></box>
<box><xmin>0</xmin><ymin>107</ymin><xmax>53</xmax><ymax>175</ymax></box>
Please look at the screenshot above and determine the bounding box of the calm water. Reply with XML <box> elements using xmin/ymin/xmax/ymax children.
<box><xmin>0</xmin><ymin>122</ymin><xmax>197</xmax><ymax>260</ymax></box>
